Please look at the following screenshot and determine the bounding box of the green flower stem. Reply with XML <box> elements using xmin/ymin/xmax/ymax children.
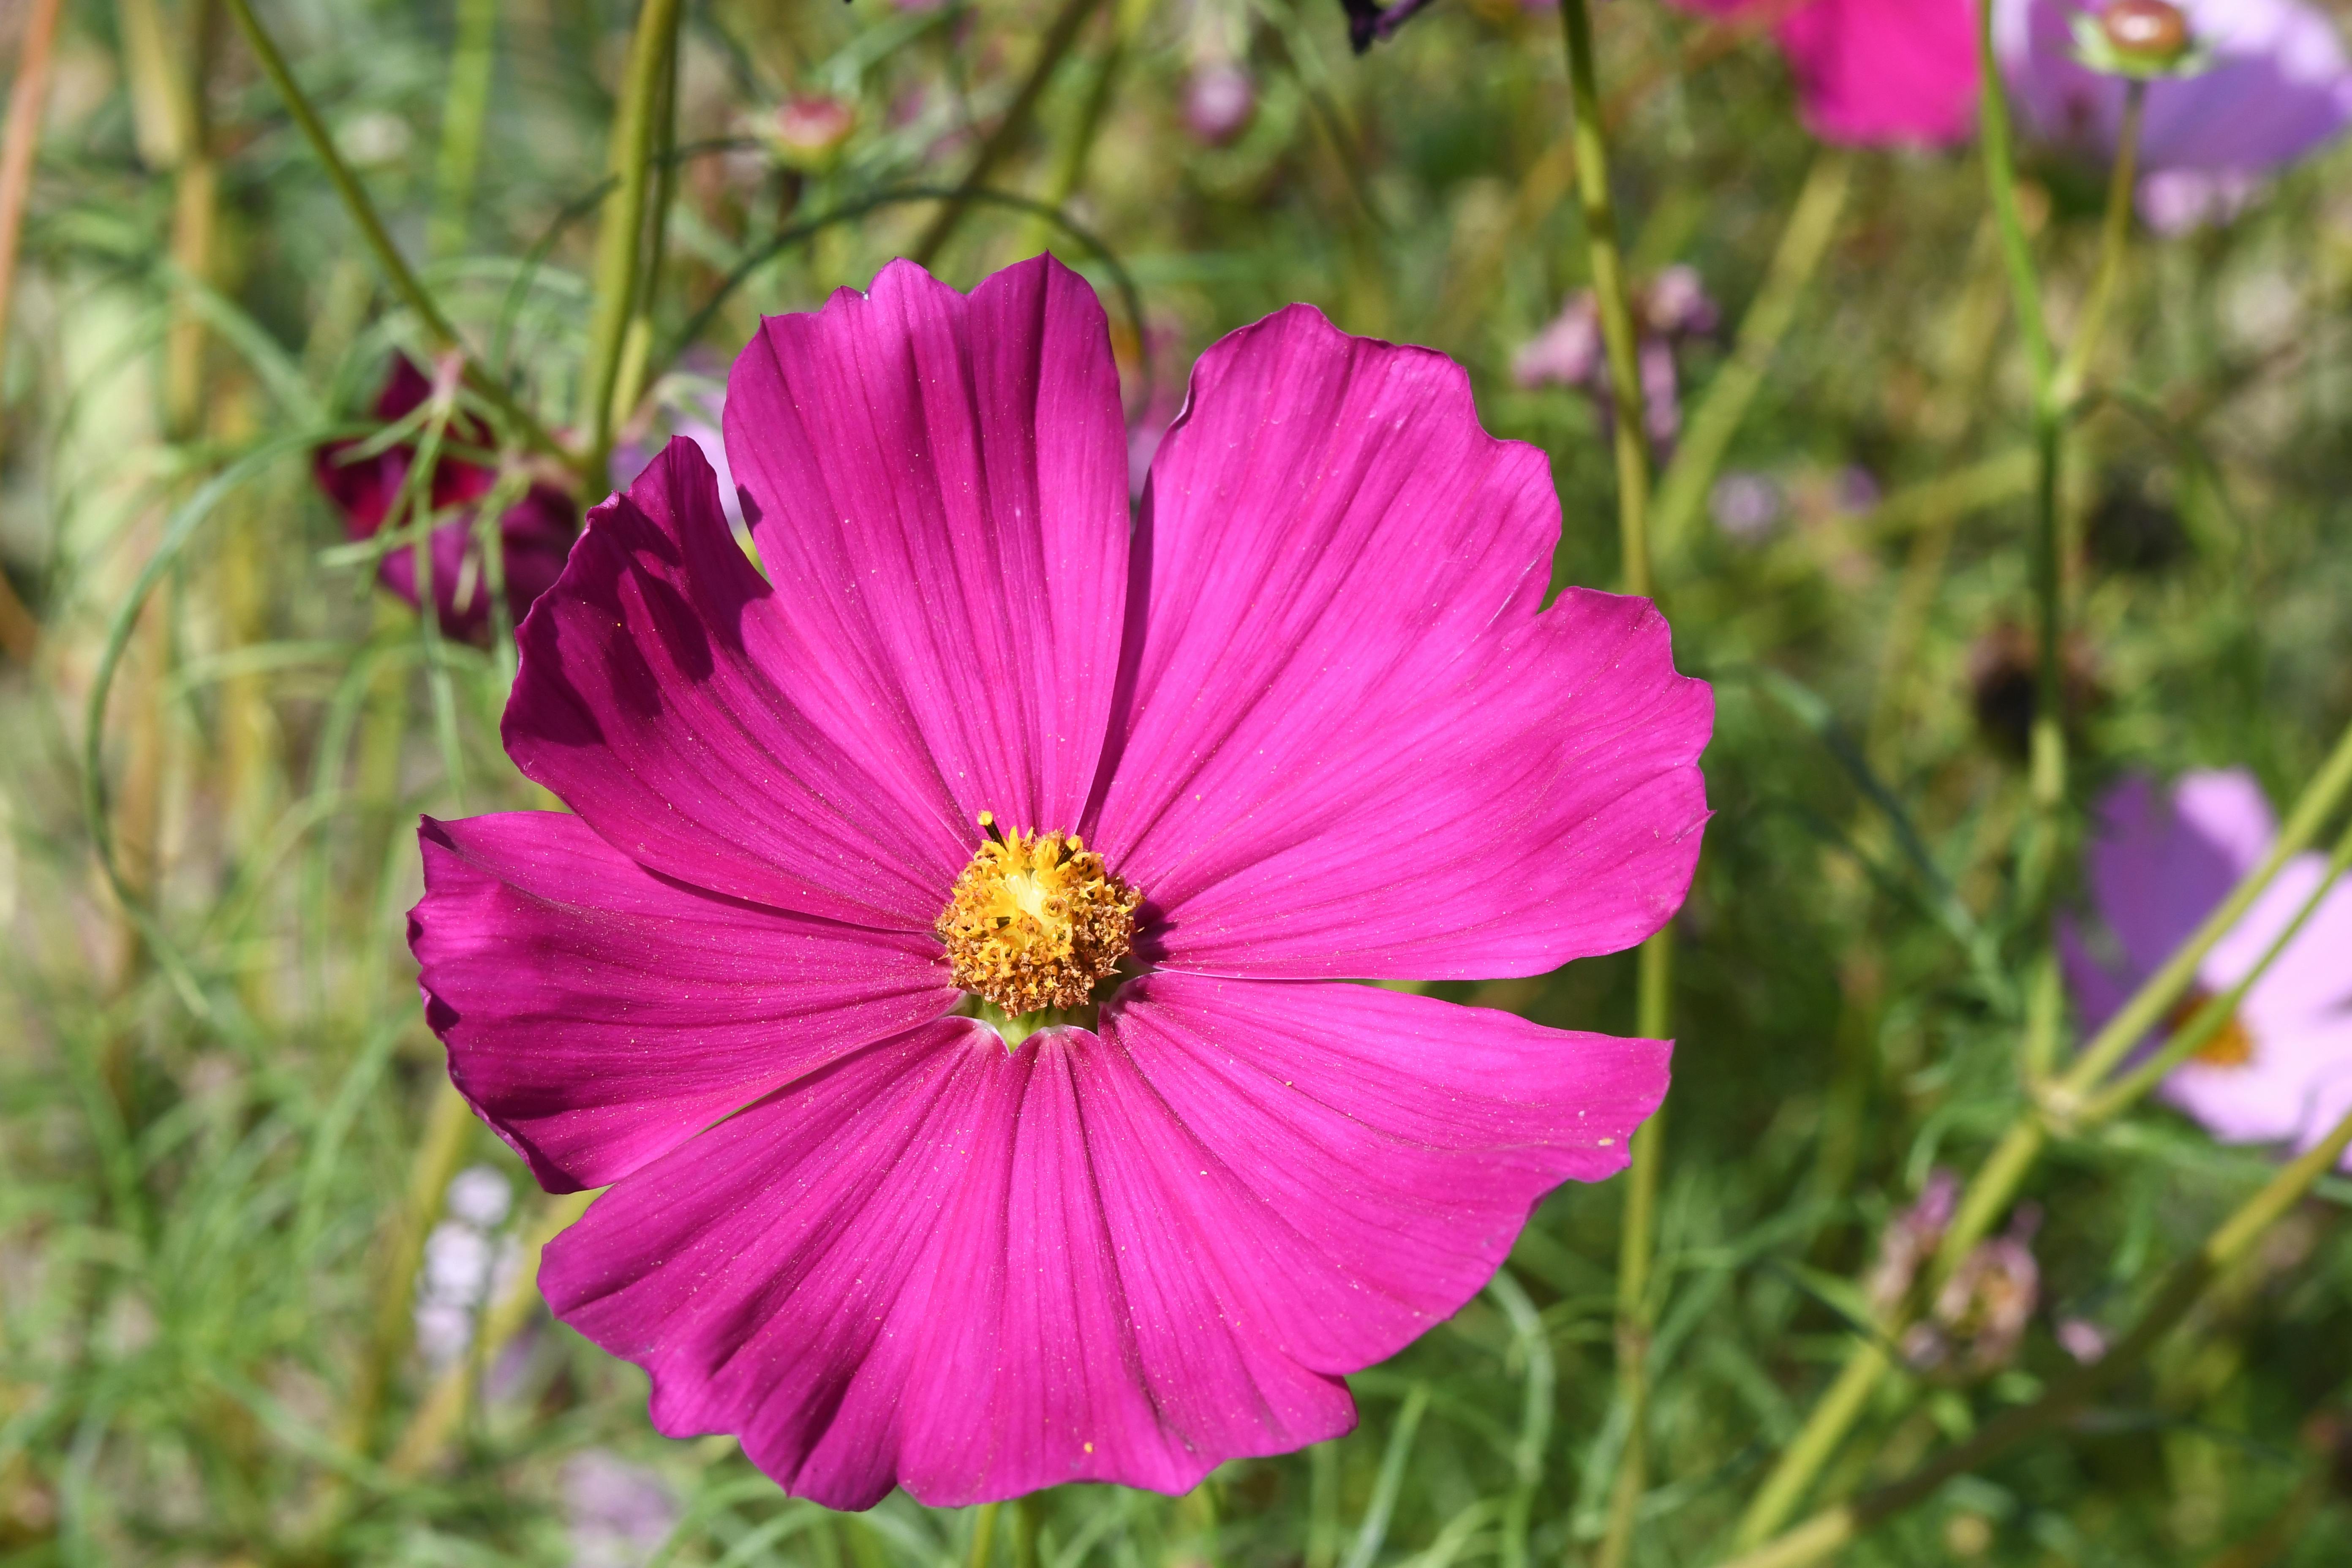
<box><xmin>911</xmin><ymin>0</ymin><xmax>1108</xmax><ymax>270</ymax></box>
<box><xmin>1734</xmin><ymin>707</ymin><xmax>2352</xmax><ymax>1548</ymax></box>
<box><xmin>1012</xmin><ymin>0</ymin><xmax>1148</xmax><ymax>260</ymax></box>
<box><xmin>2054</xmin><ymin>80</ymin><xmax>2145</xmax><ymax>408</ymax></box>
<box><xmin>1597</xmin><ymin>934</ymin><xmax>1671</xmax><ymax>1568</ymax></box>
<box><xmin>580</xmin><ymin>0</ymin><xmax>685</xmax><ymax>483</ymax></box>
<box><xmin>1559</xmin><ymin>0</ymin><xmax>1652</xmax><ymax>597</ymax></box>
<box><xmin>223</xmin><ymin>0</ymin><xmax>572</xmax><ymax>469</ymax></box>
<box><xmin>384</xmin><ymin>1187</ymin><xmax>599</xmax><ymax>1477</ymax></box>
<box><xmin>1720</xmin><ymin>1104</ymin><xmax>2352</xmax><ymax>1568</ymax></box>
<box><xmin>967</xmin><ymin>1502</ymin><xmax>1002</xmax><ymax>1568</ymax></box>
<box><xmin>428</xmin><ymin>0</ymin><xmax>501</xmax><ymax>259</ymax></box>
<box><xmin>1558</xmin><ymin>7</ymin><xmax>1671</xmax><ymax>1563</ymax></box>
<box><xmin>1651</xmin><ymin>147</ymin><xmax>1852</xmax><ymax>559</ymax></box>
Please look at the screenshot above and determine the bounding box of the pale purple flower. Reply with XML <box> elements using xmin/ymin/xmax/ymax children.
<box><xmin>1868</xmin><ymin>1168</ymin><xmax>1960</xmax><ymax>1313</ymax></box>
<box><xmin>2056</xmin><ymin>1316</ymin><xmax>2110</xmax><ymax>1362</ymax></box>
<box><xmin>1710</xmin><ymin>471</ymin><xmax>1786</xmax><ymax>543</ymax></box>
<box><xmin>1184</xmin><ymin>62</ymin><xmax>1256</xmax><ymax>144</ymax></box>
<box><xmin>1996</xmin><ymin>0</ymin><xmax>2352</xmax><ymax>231</ymax></box>
<box><xmin>409</xmin><ymin>257</ymin><xmax>1711</xmax><ymax>1507</ymax></box>
<box><xmin>1514</xmin><ymin>267</ymin><xmax>1720</xmax><ymax>455</ymax></box>
<box><xmin>1905</xmin><ymin>1220</ymin><xmax>2042</xmax><ymax>1377</ymax></box>
<box><xmin>2063</xmin><ymin>770</ymin><xmax>2352</xmax><ymax>1162</ymax></box>
<box><xmin>565</xmin><ymin>1451</ymin><xmax>677</xmax><ymax>1568</ymax></box>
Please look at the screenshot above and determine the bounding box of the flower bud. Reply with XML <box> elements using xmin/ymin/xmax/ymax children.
<box><xmin>2100</xmin><ymin>0</ymin><xmax>2191</xmax><ymax>66</ymax></box>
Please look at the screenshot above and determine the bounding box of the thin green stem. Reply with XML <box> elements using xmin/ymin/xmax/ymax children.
<box><xmin>1559</xmin><ymin>13</ymin><xmax>1669</xmax><ymax>1560</ymax></box>
<box><xmin>1976</xmin><ymin>0</ymin><xmax>2054</xmax><ymax>400</ymax></box>
<box><xmin>1012</xmin><ymin>0</ymin><xmax>1142</xmax><ymax>259</ymax></box>
<box><xmin>1652</xmin><ymin>148</ymin><xmax>1852</xmax><ymax>558</ymax></box>
<box><xmin>911</xmin><ymin>0</ymin><xmax>1107</xmax><ymax>270</ymax></box>
<box><xmin>2060</xmin><ymin>713</ymin><xmax>2352</xmax><ymax>1095</ymax></box>
<box><xmin>580</xmin><ymin>0</ymin><xmax>685</xmax><ymax>482</ymax></box>
<box><xmin>1558</xmin><ymin>0</ymin><xmax>1652</xmax><ymax>596</ymax></box>
<box><xmin>429</xmin><ymin>0</ymin><xmax>501</xmax><ymax>259</ymax></box>
<box><xmin>1737</xmin><ymin>707</ymin><xmax>2352</xmax><ymax>1546</ymax></box>
<box><xmin>222</xmin><ymin>0</ymin><xmax>570</xmax><ymax>467</ymax></box>
<box><xmin>1722</xmin><ymin>1105</ymin><xmax>2352</xmax><ymax>1568</ymax></box>
<box><xmin>2081</xmin><ymin>814</ymin><xmax>2352</xmax><ymax>1121</ymax></box>
<box><xmin>1598</xmin><ymin>938</ymin><xmax>1670</xmax><ymax>1568</ymax></box>
<box><xmin>2055</xmin><ymin>80</ymin><xmax>2145</xmax><ymax>408</ymax></box>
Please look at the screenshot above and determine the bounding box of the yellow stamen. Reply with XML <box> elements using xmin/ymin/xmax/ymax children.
<box><xmin>2167</xmin><ymin>991</ymin><xmax>2255</xmax><ymax>1069</ymax></box>
<box><xmin>937</xmin><ymin>818</ymin><xmax>1141</xmax><ymax>1020</ymax></box>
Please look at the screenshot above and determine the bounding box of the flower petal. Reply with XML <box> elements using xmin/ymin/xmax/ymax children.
<box><xmin>1092</xmin><ymin>973</ymin><xmax>1666</xmax><ymax>1372</ymax></box>
<box><xmin>544</xmin><ymin>1018</ymin><xmax>1339</xmax><ymax>1509</ymax></box>
<box><xmin>721</xmin><ymin>254</ymin><xmax>1130</xmax><ymax>840</ymax></box>
<box><xmin>411</xmin><ymin>812</ymin><xmax>953</xmax><ymax>1192</ymax></box>
<box><xmin>544</xmin><ymin>981</ymin><xmax>1663</xmax><ymax>1508</ymax></box>
<box><xmin>1094</xmin><ymin>305</ymin><xmax>1711</xmax><ymax>977</ymax></box>
<box><xmin>502</xmin><ymin>437</ymin><xmax>966</xmax><ymax>926</ymax></box>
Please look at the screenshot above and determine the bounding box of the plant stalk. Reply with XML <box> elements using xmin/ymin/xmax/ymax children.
<box><xmin>1721</xmin><ymin>1105</ymin><xmax>2352</xmax><ymax>1568</ymax></box>
<box><xmin>1558</xmin><ymin>0</ymin><xmax>1651</xmax><ymax>596</ymax></box>
<box><xmin>222</xmin><ymin>0</ymin><xmax>571</xmax><ymax>467</ymax></box>
<box><xmin>1735</xmin><ymin>705</ymin><xmax>2352</xmax><ymax>1546</ymax></box>
<box><xmin>429</xmin><ymin>0</ymin><xmax>501</xmax><ymax>259</ymax></box>
<box><xmin>1651</xmin><ymin>148</ymin><xmax>1852</xmax><ymax>557</ymax></box>
<box><xmin>579</xmin><ymin>0</ymin><xmax>684</xmax><ymax>482</ymax></box>
<box><xmin>910</xmin><ymin>0</ymin><xmax>1107</xmax><ymax>269</ymax></box>
<box><xmin>2054</xmin><ymin>79</ymin><xmax>2145</xmax><ymax>409</ymax></box>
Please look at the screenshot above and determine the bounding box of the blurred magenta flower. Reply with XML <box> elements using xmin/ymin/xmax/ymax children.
<box><xmin>1673</xmin><ymin>0</ymin><xmax>1981</xmax><ymax>147</ymax></box>
<box><xmin>315</xmin><ymin>357</ymin><xmax>579</xmax><ymax>642</ymax></box>
<box><xmin>408</xmin><ymin>256</ymin><xmax>1711</xmax><ymax>1508</ymax></box>
<box><xmin>2063</xmin><ymin>770</ymin><xmax>2352</xmax><ymax>1162</ymax></box>
<box><xmin>1183</xmin><ymin>62</ymin><xmax>1256</xmax><ymax>144</ymax></box>
<box><xmin>1996</xmin><ymin>0</ymin><xmax>2352</xmax><ymax>231</ymax></box>
<box><xmin>1515</xmin><ymin>265</ymin><xmax>1719</xmax><ymax>454</ymax></box>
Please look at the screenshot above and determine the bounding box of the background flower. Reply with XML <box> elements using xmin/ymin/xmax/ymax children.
<box><xmin>314</xmin><ymin>357</ymin><xmax>580</xmax><ymax>642</ymax></box>
<box><xmin>1672</xmin><ymin>0</ymin><xmax>1981</xmax><ymax>147</ymax></box>
<box><xmin>1996</xmin><ymin>0</ymin><xmax>2352</xmax><ymax>230</ymax></box>
<box><xmin>2063</xmin><ymin>770</ymin><xmax>2352</xmax><ymax>1161</ymax></box>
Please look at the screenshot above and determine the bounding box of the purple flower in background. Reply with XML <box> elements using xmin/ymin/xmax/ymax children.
<box><xmin>1867</xmin><ymin>1168</ymin><xmax>1960</xmax><ymax>1313</ymax></box>
<box><xmin>408</xmin><ymin>256</ymin><xmax>1710</xmax><ymax>1508</ymax></box>
<box><xmin>1515</xmin><ymin>266</ymin><xmax>1720</xmax><ymax>455</ymax></box>
<box><xmin>1996</xmin><ymin>0</ymin><xmax>2352</xmax><ymax>231</ymax></box>
<box><xmin>2063</xmin><ymin>770</ymin><xmax>2352</xmax><ymax>1162</ymax></box>
<box><xmin>564</xmin><ymin>1451</ymin><xmax>677</xmax><ymax>1568</ymax></box>
<box><xmin>1674</xmin><ymin>0</ymin><xmax>1982</xmax><ymax>147</ymax></box>
<box><xmin>1710</xmin><ymin>471</ymin><xmax>1786</xmax><ymax>543</ymax></box>
<box><xmin>314</xmin><ymin>358</ymin><xmax>580</xmax><ymax>643</ymax></box>
<box><xmin>1184</xmin><ymin>62</ymin><xmax>1256</xmax><ymax>144</ymax></box>
<box><xmin>611</xmin><ymin>384</ymin><xmax>744</xmax><ymax>532</ymax></box>
<box><xmin>1905</xmin><ymin>1206</ymin><xmax>2042</xmax><ymax>1377</ymax></box>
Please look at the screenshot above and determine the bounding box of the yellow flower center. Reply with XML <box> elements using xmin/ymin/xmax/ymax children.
<box><xmin>936</xmin><ymin>814</ymin><xmax>1142</xmax><ymax>1019</ymax></box>
<box><xmin>2167</xmin><ymin>991</ymin><xmax>2255</xmax><ymax>1069</ymax></box>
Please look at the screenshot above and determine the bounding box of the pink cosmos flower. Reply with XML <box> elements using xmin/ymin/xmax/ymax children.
<box><xmin>315</xmin><ymin>357</ymin><xmax>580</xmax><ymax>643</ymax></box>
<box><xmin>1995</xmin><ymin>0</ymin><xmax>2352</xmax><ymax>232</ymax></box>
<box><xmin>2062</xmin><ymin>770</ymin><xmax>2352</xmax><ymax>1164</ymax></box>
<box><xmin>1672</xmin><ymin>0</ymin><xmax>1982</xmax><ymax>147</ymax></box>
<box><xmin>408</xmin><ymin>256</ymin><xmax>1711</xmax><ymax>1508</ymax></box>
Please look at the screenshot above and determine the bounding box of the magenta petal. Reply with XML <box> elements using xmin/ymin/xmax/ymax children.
<box><xmin>544</xmin><ymin>1018</ymin><xmax>1331</xmax><ymax>1509</ymax></box>
<box><xmin>411</xmin><ymin>812</ymin><xmax>954</xmax><ymax>1191</ymax></box>
<box><xmin>543</xmin><ymin>977</ymin><xmax>1658</xmax><ymax>1508</ymax></box>
<box><xmin>1094</xmin><ymin>974</ymin><xmax>1667</xmax><ymax>1369</ymax></box>
<box><xmin>503</xmin><ymin>437</ymin><xmax>967</xmax><ymax>927</ymax></box>
<box><xmin>721</xmin><ymin>256</ymin><xmax>1130</xmax><ymax>839</ymax></box>
<box><xmin>1094</xmin><ymin>305</ymin><xmax>1711</xmax><ymax>977</ymax></box>
<box><xmin>2085</xmin><ymin>771</ymin><xmax>2261</xmax><ymax>982</ymax></box>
